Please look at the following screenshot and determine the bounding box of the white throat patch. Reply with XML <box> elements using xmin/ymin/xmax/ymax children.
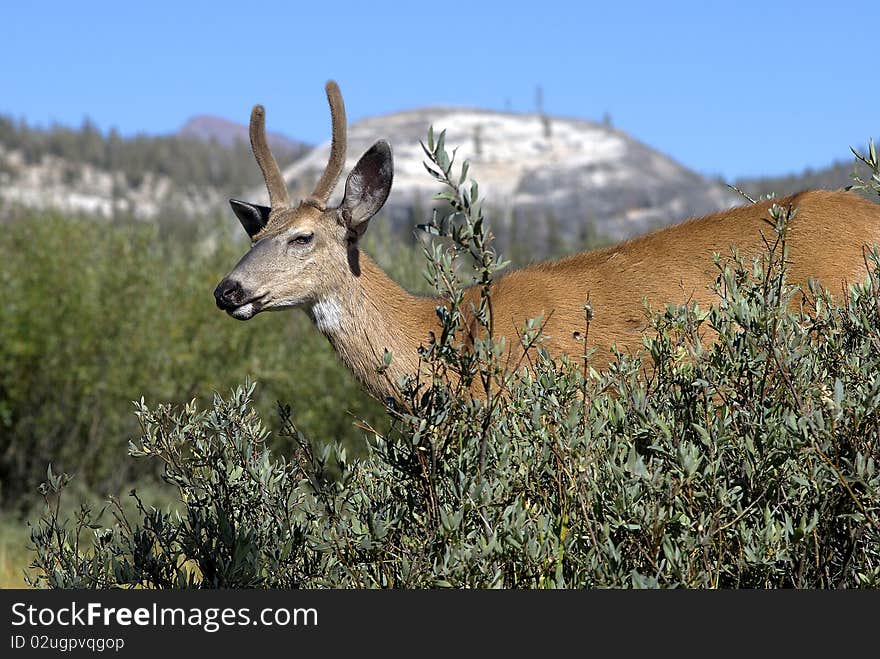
<box><xmin>310</xmin><ymin>296</ymin><xmax>344</xmax><ymax>334</ymax></box>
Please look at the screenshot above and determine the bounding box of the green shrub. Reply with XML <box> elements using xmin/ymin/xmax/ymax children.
<box><xmin>0</xmin><ymin>211</ymin><xmax>411</xmax><ymax>506</ymax></box>
<box><xmin>25</xmin><ymin>133</ymin><xmax>880</xmax><ymax>588</ymax></box>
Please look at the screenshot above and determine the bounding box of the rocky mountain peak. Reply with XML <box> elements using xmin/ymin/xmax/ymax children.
<box><xmin>280</xmin><ymin>107</ymin><xmax>741</xmax><ymax>246</ymax></box>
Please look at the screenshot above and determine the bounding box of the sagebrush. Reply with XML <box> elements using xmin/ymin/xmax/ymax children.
<box><xmin>26</xmin><ymin>135</ymin><xmax>880</xmax><ymax>588</ymax></box>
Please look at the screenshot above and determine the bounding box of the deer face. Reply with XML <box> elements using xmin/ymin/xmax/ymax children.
<box><xmin>214</xmin><ymin>140</ymin><xmax>393</xmax><ymax>320</ymax></box>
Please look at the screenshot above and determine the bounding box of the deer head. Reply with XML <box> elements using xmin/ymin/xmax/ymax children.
<box><xmin>214</xmin><ymin>81</ymin><xmax>394</xmax><ymax>320</ymax></box>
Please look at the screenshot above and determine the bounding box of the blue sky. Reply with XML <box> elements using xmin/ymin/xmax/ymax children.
<box><xmin>2</xmin><ymin>1</ymin><xmax>877</xmax><ymax>179</ymax></box>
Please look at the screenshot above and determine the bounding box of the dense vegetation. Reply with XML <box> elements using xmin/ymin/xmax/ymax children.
<box><xmin>0</xmin><ymin>209</ymin><xmax>437</xmax><ymax>508</ymax></box>
<box><xmin>24</xmin><ymin>135</ymin><xmax>880</xmax><ymax>588</ymax></box>
<box><xmin>0</xmin><ymin>115</ymin><xmax>305</xmax><ymax>194</ymax></box>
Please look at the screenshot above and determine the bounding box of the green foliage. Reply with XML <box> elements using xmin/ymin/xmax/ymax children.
<box><xmin>850</xmin><ymin>138</ymin><xmax>880</xmax><ymax>197</ymax></box>
<box><xmin>26</xmin><ymin>133</ymin><xmax>880</xmax><ymax>588</ymax></box>
<box><xmin>0</xmin><ymin>212</ymin><xmax>396</xmax><ymax>506</ymax></box>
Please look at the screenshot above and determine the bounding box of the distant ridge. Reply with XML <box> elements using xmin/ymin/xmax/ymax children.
<box><xmin>4</xmin><ymin>107</ymin><xmax>868</xmax><ymax>246</ymax></box>
<box><xmin>179</xmin><ymin>114</ymin><xmax>308</xmax><ymax>155</ymax></box>
<box><xmin>280</xmin><ymin>107</ymin><xmax>742</xmax><ymax>249</ymax></box>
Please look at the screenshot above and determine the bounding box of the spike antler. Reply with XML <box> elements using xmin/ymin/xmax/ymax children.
<box><xmin>249</xmin><ymin>104</ymin><xmax>290</xmax><ymax>209</ymax></box>
<box><xmin>307</xmin><ymin>80</ymin><xmax>347</xmax><ymax>208</ymax></box>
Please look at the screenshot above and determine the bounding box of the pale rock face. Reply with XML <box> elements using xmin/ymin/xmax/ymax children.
<box><xmin>0</xmin><ymin>109</ymin><xmax>740</xmax><ymax>249</ymax></box>
<box><xmin>280</xmin><ymin>108</ymin><xmax>741</xmax><ymax>247</ymax></box>
<box><xmin>0</xmin><ymin>145</ymin><xmax>224</xmax><ymax>220</ymax></box>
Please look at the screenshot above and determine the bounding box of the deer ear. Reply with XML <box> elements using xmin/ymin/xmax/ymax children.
<box><xmin>339</xmin><ymin>140</ymin><xmax>393</xmax><ymax>237</ymax></box>
<box><xmin>230</xmin><ymin>199</ymin><xmax>271</xmax><ymax>238</ymax></box>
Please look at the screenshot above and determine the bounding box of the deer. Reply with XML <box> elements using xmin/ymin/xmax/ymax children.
<box><xmin>214</xmin><ymin>80</ymin><xmax>880</xmax><ymax>404</ymax></box>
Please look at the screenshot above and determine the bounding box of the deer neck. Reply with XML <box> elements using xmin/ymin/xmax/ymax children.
<box><xmin>307</xmin><ymin>251</ymin><xmax>439</xmax><ymax>403</ymax></box>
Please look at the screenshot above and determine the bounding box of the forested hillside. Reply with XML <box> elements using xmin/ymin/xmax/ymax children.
<box><xmin>0</xmin><ymin>115</ymin><xmax>307</xmax><ymax>192</ymax></box>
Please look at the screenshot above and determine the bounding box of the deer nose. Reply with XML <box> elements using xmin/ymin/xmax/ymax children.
<box><xmin>214</xmin><ymin>279</ymin><xmax>243</xmax><ymax>310</ymax></box>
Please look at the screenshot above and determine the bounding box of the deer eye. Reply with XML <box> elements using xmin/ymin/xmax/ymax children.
<box><xmin>288</xmin><ymin>233</ymin><xmax>314</xmax><ymax>247</ymax></box>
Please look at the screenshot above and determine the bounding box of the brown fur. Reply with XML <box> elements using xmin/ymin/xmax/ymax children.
<box><xmin>484</xmin><ymin>190</ymin><xmax>880</xmax><ymax>371</ymax></box>
<box><xmin>308</xmin><ymin>190</ymin><xmax>880</xmax><ymax>401</ymax></box>
<box><xmin>218</xmin><ymin>82</ymin><xmax>880</xmax><ymax>404</ymax></box>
